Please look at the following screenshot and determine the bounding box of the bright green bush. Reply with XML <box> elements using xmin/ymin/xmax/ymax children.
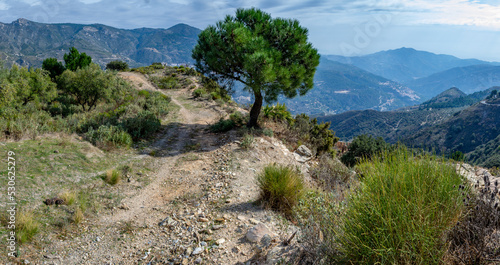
<box><xmin>291</xmin><ymin>113</ymin><xmax>339</xmax><ymax>156</ymax></box>
<box><xmin>257</xmin><ymin>164</ymin><xmax>304</xmax><ymax>217</ymax></box>
<box><xmin>58</xmin><ymin>64</ymin><xmax>115</xmax><ymax>111</ymax></box>
<box><xmin>85</xmin><ymin>125</ymin><xmax>132</xmax><ymax>148</ymax></box>
<box><xmin>229</xmin><ymin>111</ymin><xmax>246</xmax><ymax>127</ymax></box>
<box><xmin>192</xmin><ymin>88</ymin><xmax>205</xmax><ymax>98</ymax></box>
<box><xmin>150</xmin><ymin>76</ymin><xmax>179</xmax><ymax>89</ymax></box>
<box><xmin>106</xmin><ymin>60</ymin><xmax>129</xmax><ymax>71</ymax></box>
<box><xmin>210</xmin><ymin>118</ymin><xmax>236</xmax><ymax>133</ymax></box>
<box><xmin>263</xmin><ymin>103</ymin><xmax>293</xmax><ymax>124</ymax></box>
<box><xmin>341</xmin><ymin>134</ymin><xmax>390</xmax><ymax>167</ymax></box>
<box><xmin>138</xmin><ymin>90</ymin><xmax>150</xmax><ymax>98</ymax></box>
<box><xmin>121</xmin><ymin>111</ymin><xmax>161</xmax><ymax>140</ymax></box>
<box><xmin>335</xmin><ymin>148</ymin><xmax>468</xmax><ymax>264</ymax></box>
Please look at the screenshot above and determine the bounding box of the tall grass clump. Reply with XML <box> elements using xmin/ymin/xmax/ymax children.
<box><xmin>257</xmin><ymin>164</ymin><xmax>304</xmax><ymax>217</ymax></box>
<box><xmin>16</xmin><ymin>210</ymin><xmax>40</xmax><ymax>244</ymax></box>
<box><xmin>104</xmin><ymin>169</ymin><xmax>121</xmax><ymax>185</ymax></box>
<box><xmin>335</xmin><ymin>147</ymin><xmax>469</xmax><ymax>264</ymax></box>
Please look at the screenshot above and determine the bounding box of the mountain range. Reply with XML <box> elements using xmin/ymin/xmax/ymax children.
<box><xmin>325</xmin><ymin>48</ymin><xmax>496</xmax><ymax>83</ymax></box>
<box><xmin>0</xmin><ymin>18</ymin><xmax>200</xmax><ymax>67</ymax></box>
<box><xmin>318</xmin><ymin>86</ymin><xmax>500</xmax><ymax>166</ymax></box>
<box><xmin>326</xmin><ymin>48</ymin><xmax>500</xmax><ymax>100</ymax></box>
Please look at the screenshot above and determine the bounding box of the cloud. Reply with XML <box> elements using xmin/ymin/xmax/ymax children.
<box><xmin>405</xmin><ymin>0</ymin><xmax>500</xmax><ymax>29</ymax></box>
<box><xmin>0</xmin><ymin>0</ymin><xmax>9</xmax><ymax>10</ymax></box>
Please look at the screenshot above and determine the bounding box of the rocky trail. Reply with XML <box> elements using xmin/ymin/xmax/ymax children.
<box><xmin>25</xmin><ymin>73</ymin><xmax>305</xmax><ymax>265</ymax></box>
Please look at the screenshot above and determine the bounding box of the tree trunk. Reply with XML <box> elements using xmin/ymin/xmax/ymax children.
<box><xmin>248</xmin><ymin>90</ymin><xmax>263</xmax><ymax>128</ymax></box>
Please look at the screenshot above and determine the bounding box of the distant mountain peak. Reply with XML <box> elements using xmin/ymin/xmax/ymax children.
<box><xmin>13</xmin><ymin>18</ymin><xmax>31</xmax><ymax>25</ymax></box>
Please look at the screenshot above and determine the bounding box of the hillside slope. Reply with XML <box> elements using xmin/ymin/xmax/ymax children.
<box><xmin>0</xmin><ymin>18</ymin><xmax>200</xmax><ymax>67</ymax></box>
<box><xmin>406</xmin><ymin>65</ymin><xmax>500</xmax><ymax>99</ymax></box>
<box><xmin>233</xmin><ymin>58</ymin><xmax>421</xmax><ymax>115</ymax></box>
<box><xmin>405</xmin><ymin>98</ymin><xmax>500</xmax><ymax>154</ymax></box>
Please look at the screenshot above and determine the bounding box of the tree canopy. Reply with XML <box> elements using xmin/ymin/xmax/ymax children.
<box><xmin>0</xmin><ymin>65</ymin><xmax>56</xmax><ymax>109</ymax></box>
<box><xmin>42</xmin><ymin>57</ymin><xmax>65</xmax><ymax>80</ymax></box>
<box><xmin>192</xmin><ymin>8</ymin><xmax>320</xmax><ymax>127</ymax></box>
<box><xmin>58</xmin><ymin>63</ymin><xmax>113</xmax><ymax>111</ymax></box>
<box><xmin>106</xmin><ymin>60</ymin><xmax>129</xmax><ymax>71</ymax></box>
<box><xmin>64</xmin><ymin>47</ymin><xmax>92</xmax><ymax>71</ymax></box>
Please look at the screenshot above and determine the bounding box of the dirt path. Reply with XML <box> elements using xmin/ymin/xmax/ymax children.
<box><xmin>25</xmin><ymin>72</ymin><xmax>304</xmax><ymax>265</ymax></box>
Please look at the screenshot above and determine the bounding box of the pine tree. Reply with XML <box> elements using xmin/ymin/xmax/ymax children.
<box><xmin>192</xmin><ymin>8</ymin><xmax>320</xmax><ymax>127</ymax></box>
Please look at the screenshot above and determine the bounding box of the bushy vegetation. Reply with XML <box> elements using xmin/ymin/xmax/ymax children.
<box><xmin>131</xmin><ymin>62</ymin><xmax>164</xmax><ymax>74</ymax></box>
<box><xmin>340</xmin><ymin>134</ymin><xmax>390</xmax><ymax>167</ymax></box>
<box><xmin>262</xmin><ymin>103</ymin><xmax>293</xmax><ymax>124</ymax></box>
<box><xmin>192</xmin><ymin>76</ymin><xmax>231</xmax><ymax>102</ymax></box>
<box><xmin>106</xmin><ymin>60</ymin><xmax>129</xmax><ymax>71</ymax></box>
<box><xmin>297</xmin><ymin>148</ymin><xmax>470</xmax><ymax>264</ymax></box>
<box><xmin>229</xmin><ymin>111</ymin><xmax>247</xmax><ymax>127</ymax></box>
<box><xmin>446</xmin><ymin>178</ymin><xmax>500</xmax><ymax>264</ymax></box>
<box><xmin>58</xmin><ymin>64</ymin><xmax>116</xmax><ymax>111</ymax></box>
<box><xmin>240</xmin><ymin>133</ymin><xmax>254</xmax><ymax>149</ymax></box>
<box><xmin>257</xmin><ymin>164</ymin><xmax>304</xmax><ymax>217</ymax></box>
<box><xmin>209</xmin><ymin>118</ymin><xmax>236</xmax><ymax>133</ymax></box>
<box><xmin>85</xmin><ymin>125</ymin><xmax>133</xmax><ymax>149</ymax></box>
<box><xmin>150</xmin><ymin>75</ymin><xmax>179</xmax><ymax>89</ymax></box>
<box><xmin>262</xmin><ymin>104</ymin><xmax>338</xmax><ymax>156</ymax></box>
<box><xmin>0</xmin><ymin>53</ymin><xmax>171</xmax><ymax>147</ymax></box>
<box><xmin>310</xmin><ymin>153</ymin><xmax>353</xmax><ymax>191</ymax></box>
<box><xmin>468</xmin><ymin>134</ymin><xmax>500</xmax><ymax>168</ymax></box>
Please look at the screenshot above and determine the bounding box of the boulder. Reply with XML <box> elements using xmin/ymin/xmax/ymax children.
<box><xmin>296</xmin><ymin>145</ymin><xmax>312</xmax><ymax>157</ymax></box>
<box><xmin>246</xmin><ymin>223</ymin><xmax>276</xmax><ymax>243</ymax></box>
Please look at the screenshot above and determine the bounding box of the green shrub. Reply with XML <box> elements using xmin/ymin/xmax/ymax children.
<box><xmin>240</xmin><ymin>133</ymin><xmax>254</xmax><ymax>149</ymax></box>
<box><xmin>263</xmin><ymin>103</ymin><xmax>293</xmax><ymax>124</ymax></box>
<box><xmin>334</xmin><ymin>148</ymin><xmax>468</xmax><ymax>264</ymax></box>
<box><xmin>310</xmin><ymin>153</ymin><xmax>353</xmax><ymax>191</ymax></box>
<box><xmin>138</xmin><ymin>90</ymin><xmax>150</xmax><ymax>98</ymax></box>
<box><xmin>262</xmin><ymin>128</ymin><xmax>273</xmax><ymax>137</ymax></box>
<box><xmin>229</xmin><ymin>111</ymin><xmax>246</xmax><ymax>126</ymax></box>
<box><xmin>85</xmin><ymin>125</ymin><xmax>132</xmax><ymax>148</ymax></box>
<box><xmin>257</xmin><ymin>164</ymin><xmax>304</xmax><ymax>217</ymax></box>
<box><xmin>106</xmin><ymin>60</ymin><xmax>129</xmax><ymax>71</ymax></box>
<box><xmin>341</xmin><ymin>134</ymin><xmax>389</xmax><ymax>167</ymax></box>
<box><xmin>192</xmin><ymin>88</ymin><xmax>205</xmax><ymax>98</ymax></box>
<box><xmin>210</xmin><ymin>91</ymin><xmax>221</xmax><ymax>100</ymax></box>
<box><xmin>142</xmin><ymin>91</ymin><xmax>170</xmax><ymax>116</ymax></box>
<box><xmin>210</xmin><ymin>118</ymin><xmax>235</xmax><ymax>133</ymax></box>
<box><xmin>291</xmin><ymin>114</ymin><xmax>339</xmax><ymax>156</ymax></box>
<box><xmin>150</xmin><ymin>76</ymin><xmax>179</xmax><ymax>89</ymax></box>
<box><xmin>121</xmin><ymin>111</ymin><xmax>161</xmax><ymax>140</ymax></box>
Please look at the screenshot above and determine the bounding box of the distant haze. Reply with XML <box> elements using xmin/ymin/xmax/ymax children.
<box><xmin>0</xmin><ymin>0</ymin><xmax>499</xmax><ymax>61</ymax></box>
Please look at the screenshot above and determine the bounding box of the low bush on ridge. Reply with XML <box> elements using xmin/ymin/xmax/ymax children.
<box><xmin>257</xmin><ymin>164</ymin><xmax>304</xmax><ymax>217</ymax></box>
<box><xmin>260</xmin><ymin>104</ymin><xmax>338</xmax><ymax>157</ymax></box>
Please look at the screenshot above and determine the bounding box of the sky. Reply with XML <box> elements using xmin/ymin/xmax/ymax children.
<box><xmin>0</xmin><ymin>0</ymin><xmax>499</xmax><ymax>61</ymax></box>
